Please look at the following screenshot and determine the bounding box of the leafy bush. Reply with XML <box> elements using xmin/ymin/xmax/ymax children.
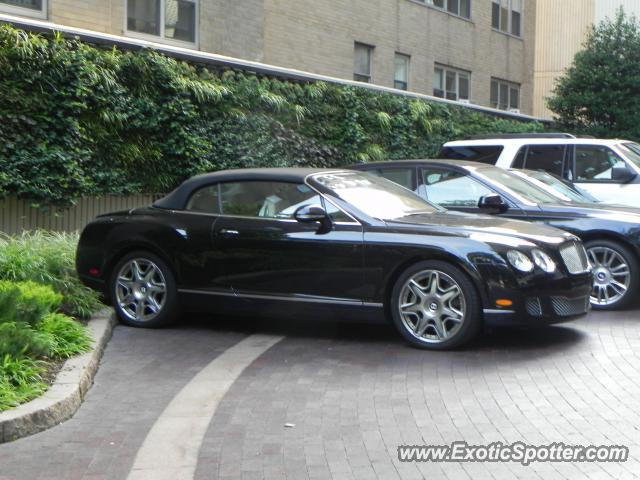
<box><xmin>0</xmin><ymin>322</ymin><xmax>52</xmax><ymax>358</ymax></box>
<box><xmin>0</xmin><ymin>280</ymin><xmax>93</xmax><ymax>411</ymax></box>
<box><xmin>38</xmin><ymin>313</ymin><xmax>92</xmax><ymax>358</ymax></box>
<box><xmin>0</xmin><ymin>355</ymin><xmax>47</xmax><ymax>411</ymax></box>
<box><xmin>0</xmin><ymin>281</ymin><xmax>61</xmax><ymax>326</ymax></box>
<box><xmin>549</xmin><ymin>8</ymin><xmax>640</xmax><ymax>139</ymax></box>
<box><xmin>0</xmin><ymin>232</ymin><xmax>101</xmax><ymax>318</ymax></box>
<box><xmin>0</xmin><ymin>25</ymin><xmax>544</xmax><ymax>206</ymax></box>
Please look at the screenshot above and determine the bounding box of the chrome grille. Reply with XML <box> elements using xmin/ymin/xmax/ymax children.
<box><xmin>551</xmin><ymin>296</ymin><xmax>590</xmax><ymax>316</ymax></box>
<box><xmin>559</xmin><ymin>242</ymin><xmax>590</xmax><ymax>274</ymax></box>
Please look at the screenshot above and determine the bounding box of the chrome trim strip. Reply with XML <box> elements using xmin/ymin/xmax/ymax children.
<box><xmin>483</xmin><ymin>309</ymin><xmax>516</xmax><ymax>314</ymax></box>
<box><xmin>178</xmin><ymin>288</ymin><xmax>382</xmax><ymax>307</ymax></box>
<box><xmin>363</xmin><ymin>302</ymin><xmax>384</xmax><ymax>308</ymax></box>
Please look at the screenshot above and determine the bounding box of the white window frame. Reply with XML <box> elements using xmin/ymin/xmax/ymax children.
<box><xmin>417</xmin><ymin>0</ymin><xmax>472</xmax><ymax>20</ymax></box>
<box><xmin>0</xmin><ymin>0</ymin><xmax>47</xmax><ymax>19</ymax></box>
<box><xmin>433</xmin><ymin>65</ymin><xmax>471</xmax><ymax>102</ymax></box>
<box><xmin>394</xmin><ymin>53</ymin><xmax>410</xmax><ymax>91</ymax></box>
<box><xmin>125</xmin><ymin>0</ymin><xmax>199</xmax><ymax>48</ymax></box>
<box><xmin>491</xmin><ymin>78</ymin><xmax>520</xmax><ymax>111</ymax></box>
<box><xmin>491</xmin><ymin>0</ymin><xmax>523</xmax><ymax>38</ymax></box>
<box><xmin>353</xmin><ymin>42</ymin><xmax>374</xmax><ymax>83</ymax></box>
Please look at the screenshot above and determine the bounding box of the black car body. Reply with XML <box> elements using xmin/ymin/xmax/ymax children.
<box><xmin>352</xmin><ymin>160</ymin><xmax>640</xmax><ymax>310</ymax></box>
<box><xmin>77</xmin><ymin>168</ymin><xmax>592</xmax><ymax>350</ymax></box>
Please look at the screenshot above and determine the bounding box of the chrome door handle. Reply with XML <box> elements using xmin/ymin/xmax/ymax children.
<box><xmin>219</xmin><ymin>228</ymin><xmax>239</xmax><ymax>236</ymax></box>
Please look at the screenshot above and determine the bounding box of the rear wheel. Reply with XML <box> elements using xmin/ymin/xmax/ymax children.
<box><xmin>585</xmin><ymin>239</ymin><xmax>639</xmax><ymax>310</ymax></box>
<box><xmin>390</xmin><ymin>260</ymin><xmax>482</xmax><ymax>350</ymax></box>
<box><xmin>110</xmin><ymin>251</ymin><xmax>180</xmax><ymax>327</ymax></box>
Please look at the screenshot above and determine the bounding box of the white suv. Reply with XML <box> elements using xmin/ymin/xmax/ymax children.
<box><xmin>441</xmin><ymin>134</ymin><xmax>640</xmax><ymax>207</ymax></box>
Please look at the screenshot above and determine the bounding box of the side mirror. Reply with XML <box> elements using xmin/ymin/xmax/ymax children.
<box><xmin>611</xmin><ymin>166</ymin><xmax>637</xmax><ymax>183</ymax></box>
<box><xmin>294</xmin><ymin>204</ymin><xmax>328</xmax><ymax>223</ymax></box>
<box><xmin>478</xmin><ymin>194</ymin><xmax>509</xmax><ymax>214</ymax></box>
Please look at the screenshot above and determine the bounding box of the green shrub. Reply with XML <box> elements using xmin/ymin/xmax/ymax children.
<box><xmin>0</xmin><ymin>322</ymin><xmax>52</xmax><ymax>358</ymax></box>
<box><xmin>38</xmin><ymin>313</ymin><xmax>92</xmax><ymax>358</ymax></box>
<box><xmin>0</xmin><ymin>232</ymin><xmax>101</xmax><ymax>318</ymax></box>
<box><xmin>0</xmin><ymin>24</ymin><xmax>544</xmax><ymax>207</ymax></box>
<box><xmin>0</xmin><ymin>280</ymin><xmax>61</xmax><ymax>326</ymax></box>
<box><xmin>0</xmin><ymin>354</ymin><xmax>47</xmax><ymax>411</ymax></box>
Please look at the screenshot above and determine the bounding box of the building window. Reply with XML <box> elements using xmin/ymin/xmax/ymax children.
<box><xmin>433</xmin><ymin>66</ymin><xmax>470</xmax><ymax>102</ymax></box>
<box><xmin>492</xmin><ymin>0</ymin><xmax>522</xmax><ymax>37</ymax></box>
<box><xmin>0</xmin><ymin>0</ymin><xmax>46</xmax><ymax>18</ymax></box>
<box><xmin>354</xmin><ymin>43</ymin><xmax>374</xmax><ymax>83</ymax></box>
<box><xmin>394</xmin><ymin>53</ymin><xmax>410</xmax><ymax>90</ymax></box>
<box><xmin>127</xmin><ymin>0</ymin><xmax>197</xmax><ymax>44</ymax></box>
<box><xmin>419</xmin><ymin>0</ymin><xmax>471</xmax><ymax>19</ymax></box>
<box><xmin>490</xmin><ymin>78</ymin><xmax>520</xmax><ymax>111</ymax></box>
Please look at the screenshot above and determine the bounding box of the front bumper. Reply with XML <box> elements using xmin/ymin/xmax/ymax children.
<box><xmin>483</xmin><ymin>273</ymin><xmax>592</xmax><ymax>327</ymax></box>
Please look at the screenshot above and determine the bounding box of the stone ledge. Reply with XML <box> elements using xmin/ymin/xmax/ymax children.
<box><xmin>0</xmin><ymin>308</ymin><xmax>116</xmax><ymax>443</ymax></box>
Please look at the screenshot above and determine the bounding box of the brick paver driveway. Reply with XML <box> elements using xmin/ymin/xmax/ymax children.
<box><xmin>1</xmin><ymin>310</ymin><xmax>639</xmax><ymax>480</ymax></box>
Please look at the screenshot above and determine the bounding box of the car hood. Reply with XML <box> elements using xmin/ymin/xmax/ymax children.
<box><xmin>387</xmin><ymin>210</ymin><xmax>573</xmax><ymax>248</ymax></box>
<box><xmin>541</xmin><ymin>202</ymin><xmax>640</xmax><ymax>223</ymax></box>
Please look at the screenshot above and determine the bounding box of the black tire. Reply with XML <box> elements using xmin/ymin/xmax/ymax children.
<box><xmin>389</xmin><ymin>260</ymin><xmax>482</xmax><ymax>350</ymax></box>
<box><xmin>110</xmin><ymin>250</ymin><xmax>180</xmax><ymax>328</ymax></box>
<box><xmin>585</xmin><ymin>239</ymin><xmax>639</xmax><ymax>311</ymax></box>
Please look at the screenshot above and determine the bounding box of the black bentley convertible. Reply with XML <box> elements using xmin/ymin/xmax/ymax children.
<box><xmin>352</xmin><ymin>160</ymin><xmax>640</xmax><ymax>310</ymax></box>
<box><xmin>77</xmin><ymin>168</ymin><xmax>592</xmax><ymax>350</ymax></box>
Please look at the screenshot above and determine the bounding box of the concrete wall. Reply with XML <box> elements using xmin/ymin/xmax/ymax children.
<box><xmin>263</xmin><ymin>0</ymin><xmax>535</xmax><ymax>114</ymax></box>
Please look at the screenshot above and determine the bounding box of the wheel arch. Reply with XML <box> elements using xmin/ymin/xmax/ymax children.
<box><xmin>579</xmin><ymin>231</ymin><xmax>640</xmax><ymax>261</ymax></box>
<box><xmin>382</xmin><ymin>253</ymin><xmax>487</xmax><ymax>321</ymax></box>
<box><xmin>103</xmin><ymin>242</ymin><xmax>179</xmax><ymax>300</ymax></box>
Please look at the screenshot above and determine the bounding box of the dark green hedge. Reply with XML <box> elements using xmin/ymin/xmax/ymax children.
<box><xmin>0</xmin><ymin>25</ymin><xmax>544</xmax><ymax>206</ymax></box>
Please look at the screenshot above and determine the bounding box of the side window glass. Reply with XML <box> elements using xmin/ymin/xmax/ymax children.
<box><xmin>439</xmin><ymin>146</ymin><xmax>504</xmax><ymax>165</ymax></box>
<box><xmin>575</xmin><ymin>146</ymin><xmax>626</xmax><ymax>182</ymax></box>
<box><xmin>186</xmin><ymin>185</ymin><xmax>220</xmax><ymax>214</ymax></box>
<box><xmin>323</xmin><ymin>197</ymin><xmax>354</xmax><ymax>223</ymax></box>
<box><xmin>419</xmin><ymin>169</ymin><xmax>493</xmax><ymax>208</ymax></box>
<box><xmin>220</xmin><ymin>181</ymin><xmax>319</xmax><ymax>219</ymax></box>
<box><xmin>523</xmin><ymin>145</ymin><xmax>565</xmax><ymax>176</ymax></box>
<box><xmin>512</xmin><ymin>146</ymin><xmax>527</xmax><ymax>168</ymax></box>
<box><xmin>373</xmin><ymin>168</ymin><xmax>414</xmax><ymax>190</ymax></box>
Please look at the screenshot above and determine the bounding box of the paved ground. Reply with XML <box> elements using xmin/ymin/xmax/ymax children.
<box><xmin>1</xmin><ymin>309</ymin><xmax>640</xmax><ymax>479</ymax></box>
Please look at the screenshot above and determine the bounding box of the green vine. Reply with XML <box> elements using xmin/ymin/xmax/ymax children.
<box><xmin>0</xmin><ymin>25</ymin><xmax>544</xmax><ymax>206</ymax></box>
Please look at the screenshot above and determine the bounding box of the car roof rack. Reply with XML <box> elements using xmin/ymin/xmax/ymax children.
<box><xmin>468</xmin><ymin>133</ymin><xmax>576</xmax><ymax>140</ymax></box>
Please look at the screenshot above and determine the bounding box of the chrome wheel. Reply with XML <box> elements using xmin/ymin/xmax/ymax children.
<box><xmin>587</xmin><ymin>246</ymin><xmax>630</xmax><ymax>307</ymax></box>
<box><xmin>115</xmin><ymin>259</ymin><xmax>167</xmax><ymax>322</ymax></box>
<box><xmin>398</xmin><ymin>269</ymin><xmax>466</xmax><ymax>344</ymax></box>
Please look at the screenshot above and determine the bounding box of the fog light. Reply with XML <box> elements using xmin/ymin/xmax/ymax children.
<box><xmin>496</xmin><ymin>299</ymin><xmax>513</xmax><ymax>307</ymax></box>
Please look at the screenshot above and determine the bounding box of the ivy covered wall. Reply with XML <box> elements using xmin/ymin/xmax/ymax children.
<box><xmin>0</xmin><ymin>25</ymin><xmax>544</xmax><ymax>206</ymax></box>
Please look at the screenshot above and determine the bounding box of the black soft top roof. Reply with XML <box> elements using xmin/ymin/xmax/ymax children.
<box><xmin>153</xmin><ymin>168</ymin><xmax>345</xmax><ymax>210</ymax></box>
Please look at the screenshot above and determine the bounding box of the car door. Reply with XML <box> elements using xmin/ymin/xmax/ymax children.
<box><xmin>171</xmin><ymin>183</ymin><xmax>229</xmax><ymax>291</ymax></box>
<box><xmin>571</xmin><ymin>145</ymin><xmax>637</xmax><ymax>204</ymax></box>
<box><xmin>416</xmin><ymin>166</ymin><xmax>528</xmax><ymax>220</ymax></box>
<box><xmin>212</xmin><ymin>180</ymin><xmax>365</xmax><ymax>302</ymax></box>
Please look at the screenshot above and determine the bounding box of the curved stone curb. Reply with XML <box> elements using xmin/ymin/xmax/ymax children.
<box><xmin>0</xmin><ymin>308</ymin><xmax>116</xmax><ymax>443</ymax></box>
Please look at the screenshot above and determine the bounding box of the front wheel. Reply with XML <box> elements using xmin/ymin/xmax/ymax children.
<box><xmin>110</xmin><ymin>251</ymin><xmax>180</xmax><ymax>327</ymax></box>
<box><xmin>585</xmin><ymin>240</ymin><xmax>639</xmax><ymax>310</ymax></box>
<box><xmin>389</xmin><ymin>260</ymin><xmax>482</xmax><ymax>350</ymax></box>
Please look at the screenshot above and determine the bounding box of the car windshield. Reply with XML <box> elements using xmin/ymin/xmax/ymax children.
<box><xmin>312</xmin><ymin>171</ymin><xmax>439</xmax><ymax>220</ymax></box>
<box><xmin>617</xmin><ymin>142</ymin><xmax>640</xmax><ymax>168</ymax></box>
<box><xmin>476</xmin><ymin>168</ymin><xmax>559</xmax><ymax>205</ymax></box>
<box><xmin>514</xmin><ymin>170</ymin><xmax>597</xmax><ymax>203</ymax></box>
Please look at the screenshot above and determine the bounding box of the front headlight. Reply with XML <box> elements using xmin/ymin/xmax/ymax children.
<box><xmin>507</xmin><ymin>250</ymin><xmax>534</xmax><ymax>272</ymax></box>
<box><xmin>531</xmin><ymin>249</ymin><xmax>556</xmax><ymax>273</ymax></box>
